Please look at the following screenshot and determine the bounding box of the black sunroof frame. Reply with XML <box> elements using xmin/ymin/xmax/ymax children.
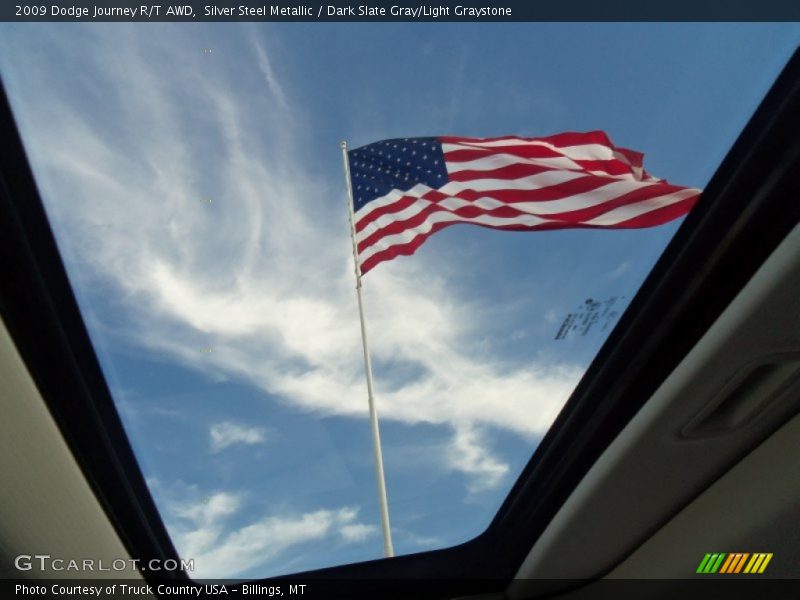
<box><xmin>1</xmin><ymin>49</ymin><xmax>798</xmax><ymax>599</ymax></box>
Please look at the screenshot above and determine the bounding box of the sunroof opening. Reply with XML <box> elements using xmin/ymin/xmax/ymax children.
<box><xmin>1</xmin><ymin>22</ymin><xmax>797</xmax><ymax>580</ymax></box>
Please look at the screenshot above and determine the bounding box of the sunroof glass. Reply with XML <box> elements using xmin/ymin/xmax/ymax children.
<box><xmin>1</xmin><ymin>22</ymin><xmax>797</xmax><ymax>579</ymax></box>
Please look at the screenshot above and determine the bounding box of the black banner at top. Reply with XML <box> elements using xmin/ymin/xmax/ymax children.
<box><xmin>3</xmin><ymin>0</ymin><xmax>800</xmax><ymax>22</ymax></box>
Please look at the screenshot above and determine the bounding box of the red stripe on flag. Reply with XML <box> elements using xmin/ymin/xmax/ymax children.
<box><xmin>446</xmin><ymin>162</ymin><xmax>559</xmax><ymax>181</ymax></box>
<box><xmin>355</xmin><ymin>174</ymin><xmax>613</xmax><ymax>234</ymax></box>
<box><xmin>438</xmin><ymin>130</ymin><xmax>616</xmax><ymax>148</ymax></box>
<box><xmin>360</xmin><ymin>219</ymin><xmax>592</xmax><ymax>275</ymax></box>
<box><xmin>444</xmin><ymin>150</ymin><xmax>641</xmax><ymax>179</ymax></box>
<box><xmin>356</xmin><ymin>182</ymin><xmax>695</xmax><ymax>256</ymax></box>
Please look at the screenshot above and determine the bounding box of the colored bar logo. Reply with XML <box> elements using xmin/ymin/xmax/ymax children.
<box><xmin>696</xmin><ymin>553</ymin><xmax>773</xmax><ymax>574</ymax></box>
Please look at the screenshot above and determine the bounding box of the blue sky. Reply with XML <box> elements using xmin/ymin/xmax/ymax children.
<box><xmin>1</xmin><ymin>22</ymin><xmax>798</xmax><ymax>579</ymax></box>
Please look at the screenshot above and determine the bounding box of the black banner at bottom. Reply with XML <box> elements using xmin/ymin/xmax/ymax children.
<box><xmin>4</xmin><ymin>578</ymin><xmax>800</xmax><ymax>600</ymax></box>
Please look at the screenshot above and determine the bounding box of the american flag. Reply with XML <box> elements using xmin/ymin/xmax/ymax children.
<box><xmin>348</xmin><ymin>132</ymin><xmax>701</xmax><ymax>275</ymax></box>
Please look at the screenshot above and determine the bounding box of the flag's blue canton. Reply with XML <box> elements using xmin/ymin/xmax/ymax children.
<box><xmin>349</xmin><ymin>137</ymin><xmax>448</xmax><ymax>212</ymax></box>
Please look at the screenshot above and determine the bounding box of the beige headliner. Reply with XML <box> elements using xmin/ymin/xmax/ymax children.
<box><xmin>0</xmin><ymin>317</ymin><xmax>142</xmax><ymax>580</ymax></box>
<box><xmin>509</xmin><ymin>224</ymin><xmax>800</xmax><ymax>596</ymax></box>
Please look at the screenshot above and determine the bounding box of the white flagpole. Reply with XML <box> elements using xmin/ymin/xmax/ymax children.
<box><xmin>340</xmin><ymin>140</ymin><xmax>395</xmax><ymax>558</ymax></box>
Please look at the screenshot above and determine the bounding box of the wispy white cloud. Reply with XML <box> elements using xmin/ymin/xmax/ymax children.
<box><xmin>448</xmin><ymin>426</ymin><xmax>509</xmax><ymax>492</ymax></box>
<box><xmin>190</xmin><ymin>508</ymin><xmax>363</xmax><ymax>578</ymax></box>
<box><xmin>607</xmin><ymin>261</ymin><xmax>631</xmax><ymax>280</ymax></box>
<box><xmin>1</xmin><ymin>25</ymin><xmax>582</xmax><ymax>493</ymax></box>
<box><xmin>209</xmin><ymin>422</ymin><xmax>267</xmax><ymax>452</ymax></box>
<box><xmin>252</xmin><ymin>35</ymin><xmax>288</xmax><ymax>110</ymax></box>
<box><xmin>394</xmin><ymin>529</ymin><xmax>443</xmax><ymax>550</ymax></box>
<box><xmin>339</xmin><ymin>523</ymin><xmax>378</xmax><ymax>543</ymax></box>
<box><xmin>164</xmin><ymin>488</ymin><xmax>372</xmax><ymax>578</ymax></box>
<box><xmin>173</xmin><ymin>491</ymin><xmax>241</xmax><ymax>525</ymax></box>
